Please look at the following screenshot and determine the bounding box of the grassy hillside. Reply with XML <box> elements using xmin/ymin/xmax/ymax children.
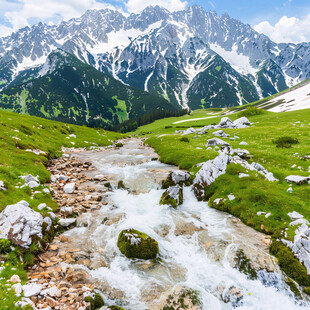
<box><xmin>0</xmin><ymin>110</ymin><xmax>122</xmax><ymax>308</ymax></box>
<box><xmin>0</xmin><ymin>109</ymin><xmax>122</xmax><ymax>211</ymax></box>
<box><xmin>134</xmin><ymin>107</ymin><xmax>310</xmax><ymax>290</ymax></box>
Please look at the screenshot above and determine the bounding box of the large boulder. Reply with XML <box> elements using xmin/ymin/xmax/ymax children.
<box><xmin>117</xmin><ymin>229</ymin><xmax>159</xmax><ymax>260</ymax></box>
<box><xmin>160</xmin><ymin>185</ymin><xmax>183</xmax><ymax>208</ymax></box>
<box><xmin>0</xmin><ymin>201</ymin><xmax>43</xmax><ymax>247</ymax></box>
<box><xmin>233</xmin><ymin>117</ymin><xmax>251</xmax><ymax>128</ymax></box>
<box><xmin>193</xmin><ymin>152</ymin><xmax>229</xmax><ymax>199</ymax></box>
<box><xmin>219</xmin><ymin>117</ymin><xmax>234</xmax><ymax>128</ymax></box>
<box><xmin>171</xmin><ymin>171</ymin><xmax>190</xmax><ymax>185</ymax></box>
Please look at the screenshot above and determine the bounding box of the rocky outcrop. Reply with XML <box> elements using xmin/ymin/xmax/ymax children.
<box><xmin>160</xmin><ymin>185</ymin><xmax>183</xmax><ymax>208</ymax></box>
<box><xmin>20</xmin><ymin>174</ymin><xmax>40</xmax><ymax>188</ymax></box>
<box><xmin>0</xmin><ymin>201</ymin><xmax>43</xmax><ymax>247</ymax></box>
<box><xmin>117</xmin><ymin>229</ymin><xmax>159</xmax><ymax>260</ymax></box>
<box><xmin>193</xmin><ymin>151</ymin><xmax>229</xmax><ymax>199</ymax></box>
<box><xmin>285</xmin><ymin>175</ymin><xmax>310</xmax><ymax>185</ymax></box>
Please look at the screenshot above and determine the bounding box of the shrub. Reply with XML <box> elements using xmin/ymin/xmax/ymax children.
<box><xmin>0</xmin><ymin>239</ymin><xmax>11</xmax><ymax>254</ymax></box>
<box><xmin>115</xmin><ymin>142</ymin><xmax>123</xmax><ymax>148</ymax></box>
<box><xmin>272</xmin><ymin>136</ymin><xmax>299</xmax><ymax>148</ymax></box>
<box><xmin>180</xmin><ymin>137</ymin><xmax>189</xmax><ymax>143</ymax></box>
<box><xmin>238</xmin><ymin>107</ymin><xmax>265</xmax><ymax>117</ymax></box>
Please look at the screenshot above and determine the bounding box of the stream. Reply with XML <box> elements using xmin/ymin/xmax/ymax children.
<box><xmin>62</xmin><ymin>139</ymin><xmax>309</xmax><ymax>309</ymax></box>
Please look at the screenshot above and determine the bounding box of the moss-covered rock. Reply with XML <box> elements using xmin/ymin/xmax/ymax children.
<box><xmin>160</xmin><ymin>185</ymin><xmax>183</xmax><ymax>208</ymax></box>
<box><xmin>162</xmin><ymin>171</ymin><xmax>191</xmax><ymax>189</ymax></box>
<box><xmin>270</xmin><ymin>239</ymin><xmax>310</xmax><ymax>287</ymax></box>
<box><xmin>84</xmin><ymin>293</ymin><xmax>104</xmax><ymax>310</ymax></box>
<box><xmin>117</xmin><ymin>229</ymin><xmax>159</xmax><ymax>260</ymax></box>
<box><xmin>108</xmin><ymin>306</ymin><xmax>126</xmax><ymax>310</ymax></box>
<box><xmin>235</xmin><ymin>249</ymin><xmax>257</xmax><ymax>280</ymax></box>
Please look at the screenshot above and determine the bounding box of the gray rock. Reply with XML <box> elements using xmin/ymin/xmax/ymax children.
<box><xmin>213</xmin><ymin>130</ymin><xmax>230</xmax><ymax>138</ymax></box>
<box><xmin>288</xmin><ymin>211</ymin><xmax>304</xmax><ymax>221</ymax></box>
<box><xmin>285</xmin><ymin>175</ymin><xmax>310</xmax><ymax>185</ymax></box>
<box><xmin>43</xmin><ymin>217</ymin><xmax>52</xmax><ymax>231</ymax></box>
<box><xmin>239</xmin><ymin>141</ymin><xmax>248</xmax><ymax>146</ymax></box>
<box><xmin>22</xmin><ymin>283</ymin><xmax>43</xmax><ymax>297</ymax></box>
<box><xmin>233</xmin><ymin>117</ymin><xmax>251</xmax><ymax>128</ymax></box>
<box><xmin>21</xmin><ymin>174</ymin><xmax>39</xmax><ymax>184</ymax></box>
<box><xmin>206</xmin><ymin>138</ymin><xmax>230</xmax><ymax>147</ymax></box>
<box><xmin>170</xmin><ymin>171</ymin><xmax>190</xmax><ymax>184</ymax></box>
<box><xmin>0</xmin><ymin>180</ymin><xmax>6</xmax><ymax>191</ymax></box>
<box><xmin>64</xmin><ymin>183</ymin><xmax>75</xmax><ymax>194</ymax></box>
<box><xmin>181</xmin><ymin>127</ymin><xmax>196</xmax><ymax>135</ymax></box>
<box><xmin>27</xmin><ymin>180</ymin><xmax>40</xmax><ymax>188</ymax></box>
<box><xmin>12</xmin><ymin>283</ymin><xmax>23</xmax><ymax>296</ymax></box>
<box><xmin>0</xmin><ymin>201</ymin><xmax>43</xmax><ymax>247</ymax></box>
<box><xmin>40</xmin><ymin>286</ymin><xmax>61</xmax><ymax>298</ymax></box>
<box><xmin>239</xmin><ymin>173</ymin><xmax>249</xmax><ymax>178</ymax></box>
<box><xmin>58</xmin><ymin>218</ymin><xmax>76</xmax><ymax>227</ymax></box>
<box><xmin>60</xmin><ymin>206</ymin><xmax>73</xmax><ymax>216</ymax></box>
<box><xmin>219</xmin><ymin>117</ymin><xmax>234</xmax><ymax>128</ymax></box>
<box><xmin>38</xmin><ymin>203</ymin><xmax>52</xmax><ymax>211</ymax></box>
<box><xmin>193</xmin><ymin>151</ymin><xmax>229</xmax><ymax>192</ymax></box>
<box><xmin>287</xmin><ymin>187</ymin><xmax>293</xmax><ymax>193</ymax></box>
<box><xmin>42</xmin><ymin>188</ymin><xmax>50</xmax><ymax>194</ymax></box>
<box><xmin>228</xmin><ymin>194</ymin><xmax>236</xmax><ymax>201</ymax></box>
<box><xmin>58</xmin><ymin>175</ymin><xmax>69</xmax><ymax>182</ymax></box>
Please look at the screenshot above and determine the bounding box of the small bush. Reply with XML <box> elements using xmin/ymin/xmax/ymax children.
<box><xmin>115</xmin><ymin>142</ymin><xmax>123</xmax><ymax>148</ymax></box>
<box><xmin>165</xmin><ymin>126</ymin><xmax>172</xmax><ymax>129</ymax></box>
<box><xmin>273</xmin><ymin>136</ymin><xmax>299</xmax><ymax>148</ymax></box>
<box><xmin>0</xmin><ymin>239</ymin><xmax>11</xmax><ymax>254</ymax></box>
<box><xmin>180</xmin><ymin>137</ymin><xmax>189</xmax><ymax>143</ymax></box>
<box><xmin>238</xmin><ymin>107</ymin><xmax>265</xmax><ymax>117</ymax></box>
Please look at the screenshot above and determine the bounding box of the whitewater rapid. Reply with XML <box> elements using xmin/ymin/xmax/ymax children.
<box><xmin>63</xmin><ymin>139</ymin><xmax>309</xmax><ymax>309</ymax></box>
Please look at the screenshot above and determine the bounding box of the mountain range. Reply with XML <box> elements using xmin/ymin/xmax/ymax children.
<box><xmin>0</xmin><ymin>5</ymin><xmax>309</xmax><ymax>124</ymax></box>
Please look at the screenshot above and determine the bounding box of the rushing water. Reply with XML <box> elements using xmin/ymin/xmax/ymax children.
<box><xmin>65</xmin><ymin>139</ymin><xmax>309</xmax><ymax>309</ymax></box>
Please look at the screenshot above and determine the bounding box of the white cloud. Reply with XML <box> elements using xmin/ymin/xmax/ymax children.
<box><xmin>0</xmin><ymin>0</ymin><xmax>115</xmax><ymax>37</ymax></box>
<box><xmin>125</xmin><ymin>0</ymin><xmax>187</xmax><ymax>13</ymax></box>
<box><xmin>254</xmin><ymin>15</ymin><xmax>310</xmax><ymax>43</ymax></box>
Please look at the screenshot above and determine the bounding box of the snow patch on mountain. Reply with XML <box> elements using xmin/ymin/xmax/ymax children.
<box><xmin>209</xmin><ymin>43</ymin><xmax>257</xmax><ymax>76</ymax></box>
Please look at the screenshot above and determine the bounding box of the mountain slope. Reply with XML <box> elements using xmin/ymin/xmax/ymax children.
<box><xmin>0</xmin><ymin>5</ymin><xmax>309</xmax><ymax>109</ymax></box>
<box><xmin>0</xmin><ymin>50</ymin><xmax>174</xmax><ymax>126</ymax></box>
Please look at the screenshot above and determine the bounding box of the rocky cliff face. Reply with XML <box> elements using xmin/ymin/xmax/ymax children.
<box><xmin>1</xmin><ymin>5</ymin><xmax>309</xmax><ymax>109</ymax></box>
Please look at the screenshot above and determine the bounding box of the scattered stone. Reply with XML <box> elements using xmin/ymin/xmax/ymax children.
<box><xmin>58</xmin><ymin>218</ymin><xmax>76</xmax><ymax>227</ymax></box>
<box><xmin>228</xmin><ymin>194</ymin><xmax>236</xmax><ymax>201</ymax></box>
<box><xmin>181</xmin><ymin>128</ymin><xmax>196</xmax><ymax>135</ymax></box>
<box><xmin>9</xmin><ymin>275</ymin><xmax>21</xmax><ymax>283</ymax></box>
<box><xmin>21</xmin><ymin>174</ymin><xmax>39</xmax><ymax>184</ymax></box>
<box><xmin>117</xmin><ymin>229</ymin><xmax>159</xmax><ymax>260</ymax></box>
<box><xmin>0</xmin><ymin>200</ymin><xmax>43</xmax><ymax>247</ymax></box>
<box><xmin>58</xmin><ymin>175</ymin><xmax>69</xmax><ymax>182</ymax></box>
<box><xmin>213</xmin><ymin>130</ymin><xmax>230</xmax><ymax>138</ymax></box>
<box><xmin>60</xmin><ymin>207</ymin><xmax>73</xmax><ymax>216</ymax></box>
<box><xmin>38</xmin><ymin>203</ymin><xmax>52</xmax><ymax>211</ymax></box>
<box><xmin>64</xmin><ymin>183</ymin><xmax>76</xmax><ymax>194</ymax></box>
<box><xmin>219</xmin><ymin>117</ymin><xmax>234</xmax><ymax>128</ymax></box>
<box><xmin>287</xmin><ymin>187</ymin><xmax>293</xmax><ymax>193</ymax></box>
<box><xmin>239</xmin><ymin>141</ymin><xmax>248</xmax><ymax>146</ymax></box>
<box><xmin>214</xmin><ymin>198</ymin><xmax>226</xmax><ymax>205</ymax></box>
<box><xmin>12</xmin><ymin>283</ymin><xmax>23</xmax><ymax>296</ymax></box>
<box><xmin>0</xmin><ymin>180</ymin><xmax>6</xmax><ymax>191</ymax></box>
<box><xmin>28</xmin><ymin>181</ymin><xmax>40</xmax><ymax>188</ymax></box>
<box><xmin>171</xmin><ymin>171</ymin><xmax>190</xmax><ymax>184</ymax></box>
<box><xmin>288</xmin><ymin>211</ymin><xmax>304</xmax><ymax>221</ymax></box>
<box><xmin>41</xmin><ymin>286</ymin><xmax>61</xmax><ymax>298</ymax></box>
<box><xmin>22</xmin><ymin>283</ymin><xmax>43</xmax><ymax>297</ymax></box>
<box><xmin>42</xmin><ymin>188</ymin><xmax>50</xmax><ymax>194</ymax></box>
<box><xmin>285</xmin><ymin>175</ymin><xmax>310</xmax><ymax>185</ymax></box>
<box><xmin>239</xmin><ymin>173</ymin><xmax>249</xmax><ymax>178</ymax></box>
<box><xmin>206</xmin><ymin>138</ymin><xmax>230</xmax><ymax>147</ymax></box>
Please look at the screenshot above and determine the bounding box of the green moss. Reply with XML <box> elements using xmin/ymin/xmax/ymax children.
<box><xmin>118</xmin><ymin>180</ymin><xmax>126</xmax><ymax>189</ymax></box>
<box><xmin>270</xmin><ymin>239</ymin><xmax>310</xmax><ymax>287</ymax></box>
<box><xmin>235</xmin><ymin>250</ymin><xmax>257</xmax><ymax>280</ymax></box>
<box><xmin>286</xmin><ymin>278</ymin><xmax>302</xmax><ymax>298</ymax></box>
<box><xmin>117</xmin><ymin>229</ymin><xmax>159</xmax><ymax>260</ymax></box>
<box><xmin>0</xmin><ymin>239</ymin><xmax>11</xmax><ymax>254</ymax></box>
<box><xmin>159</xmin><ymin>186</ymin><xmax>183</xmax><ymax>208</ymax></box>
<box><xmin>84</xmin><ymin>293</ymin><xmax>104</xmax><ymax>310</ymax></box>
<box><xmin>108</xmin><ymin>306</ymin><xmax>126</xmax><ymax>310</ymax></box>
<box><xmin>115</xmin><ymin>142</ymin><xmax>123</xmax><ymax>148</ymax></box>
<box><xmin>303</xmin><ymin>287</ymin><xmax>310</xmax><ymax>295</ymax></box>
<box><xmin>180</xmin><ymin>137</ymin><xmax>189</xmax><ymax>142</ymax></box>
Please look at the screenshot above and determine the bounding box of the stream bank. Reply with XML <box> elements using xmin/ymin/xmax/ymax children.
<box><xmin>26</xmin><ymin>138</ymin><xmax>309</xmax><ymax>309</ymax></box>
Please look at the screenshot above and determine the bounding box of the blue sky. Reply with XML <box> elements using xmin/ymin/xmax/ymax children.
<box><xmin>0</xmin><ymin>0</ymin><xmax>310</xmax><ymax>43</ymax></box>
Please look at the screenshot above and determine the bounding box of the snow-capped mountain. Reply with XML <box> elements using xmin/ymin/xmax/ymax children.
<box><xmin>1</xmin><ymin>5</ymin><xmax>310</xmax><ymax>109</ymax></box>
